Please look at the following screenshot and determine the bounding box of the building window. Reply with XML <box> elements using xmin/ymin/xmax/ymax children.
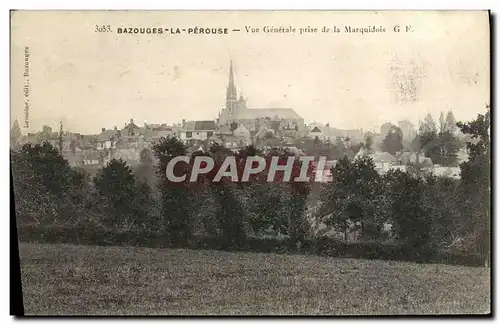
<box><xmin>186</xmin><ymin>132</ymin><xmax>192</xmax><ymax>138</ymax></box>
<box><xmin>207</xmin><ymin>131</ymin><xmax>214</xmax><ymax>137</ymax></box>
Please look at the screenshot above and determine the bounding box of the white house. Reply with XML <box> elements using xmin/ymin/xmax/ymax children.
<box><xmin>179</xmin><ymin>120</ymin><xmax>217</xmax><ymax>142</ymax></box>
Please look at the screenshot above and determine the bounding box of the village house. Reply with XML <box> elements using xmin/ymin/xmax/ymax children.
<box><xmin>396</xmin><ymin>151</ymin><xmax>426</xmax><ymax>165</ymax></box>
<box><xmin>309</xmin><ymin>126</ymin><xmax>323</xmax><ymax>141</ymax></box>
<box><xmin>82</xmin><ymin>151</ymin><xmax>100</xmax><ymax>166</ymax></box>
<box><xmin>232</xmin><ymin>123</ymin><xmax>252</xmax><ymax>145</ymax></box>
<box><xmin>149</xmin><ymin>124</ymin><xmax>174</xmax><ymax>142</ymax></box>
<box><xmin>368</xmin><ymin>152</ymin><xmax>397</xmax><ymax>174</ymax></box>
<box><xmin>307</xmin><ymin>123</ymin><xmax>364</xmax><ymax>144</ymax></box>
<box><xmin>179</xmin><ymin>120</ymin><xmax>217</xmax><ymax>144</ymax></box>
<box><xmin>206</xmin><ymin>123</ymin><xmax>253</xmax><ymax>150</ymax></box>
<box><xmin>96</xmin><ymin>128</ymin><xmax>118</xmax><ymax>150</ymax></box>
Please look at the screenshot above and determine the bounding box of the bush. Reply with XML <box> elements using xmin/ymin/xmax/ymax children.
<box><xmin>17</xmin><ymin>225</ymin><xmax>485</xmax><ymax>267</ymax></box>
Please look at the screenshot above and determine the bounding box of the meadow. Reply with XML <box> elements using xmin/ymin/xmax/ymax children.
<box><xmin>19</xmin><ymin>242</ymin><xmax>490</xmax><ymax>315</ymax></box>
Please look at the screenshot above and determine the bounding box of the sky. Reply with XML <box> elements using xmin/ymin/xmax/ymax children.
<box><xmin>11</xmin><ymin>10</ymin><xmax>490</xmax><ymax>134</ymax></box>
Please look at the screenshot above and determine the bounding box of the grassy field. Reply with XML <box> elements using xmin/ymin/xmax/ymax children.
<box><xmin>18</xmin><ymin>242</ymin><xmax>490</xmax><ymax>315</ymax></box>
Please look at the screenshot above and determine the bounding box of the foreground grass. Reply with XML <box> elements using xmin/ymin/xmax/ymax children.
<box><xmin>18</xmin><ymin>243</ymin><xmax>490</xmax><ymax>315</ymax></box>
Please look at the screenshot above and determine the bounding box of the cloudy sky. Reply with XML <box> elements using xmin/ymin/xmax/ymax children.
<box><xmin>11</xmin><ymin>10</ymin><xmax>489</xmax><ymax>134</ymax></box>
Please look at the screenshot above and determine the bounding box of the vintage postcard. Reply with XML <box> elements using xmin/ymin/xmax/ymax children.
<box><xmin>10</xmin><ymin>10</ymin><xmax>490</xmax><ymax>315</ymax></box>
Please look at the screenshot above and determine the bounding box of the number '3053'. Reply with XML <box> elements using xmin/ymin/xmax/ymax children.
<box><xmin>95</xmin><ymin>25</ymin><xmax>112</xmax><ymax>32</ymax></box>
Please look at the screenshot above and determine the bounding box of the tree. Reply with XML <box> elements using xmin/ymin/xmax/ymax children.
<box><xmin>436</xmin><ymin>130</ymin><xmax>461</xmax><ymax>166</ymax></box>
<box><xmin>410</xmin><ymin>134</ymin><xmax>421</xmax><ymax>154</ymax></box>
<box><xmin>212</xmin><ymin>182</ymin><xmax>246</xmax><ymax>249</ymax></box>
<box><xmin>134</xmin><ymin>179</ymin><xmax>158</xmax><ymax>230</ymax></box>
<box><xmin>419</xmin><ymin>114</ymin><xmax>440</xmax><ymax>161</ymax></box>
<box><xmin>202</xmin><ymin>143</ymin><xmax>247</xmax><ymax>248</ymax></box>
<box><xmin>94</xmin><ymin>158</ymin><xmax>137</xmax><ymax>228</ymax></box>
<box><xmin>456</xmin><ymin>108</ymin><xmax>490</xmax><ymax>264</ymax></box>
<box><xmin>10</xmin><ymin>120</ymin><xmax>22</xmax><ymax>149</ymax></box>
<box><xmin>445</xmin><ymin>111</ymin><xmax>457</xmax><ymax>134</ymax></box>
<box><xmin>136</xmin><ymin>148</ymin><xmax>156</xmax><ymax>190</ymax></box>
<box><xmin>245</xmin><ymin>182</ymin><xmax>290</xmax><ymax>236</ymax></box>
<box><xmin>15</xmin><ymin>142</ymin><xmax>73</xmax><ymax>195</ymax></box>
<box><xmin>380</xmin><ymin>122</ymin><xmax>394</xmax><ymax>136</ymax></box>
<box><xmin>420</xmin><ymin>114</ymin><xmax>438</xmax><ymax>135</ymax></box>
<box><xmin>364</xmin><ymin>132</ymin><xmax>374</xmax><ymax>153</ymax></box>
<box><xmin>383</xmin><ymin>170</ymin><xmax>430</xmax><ymax>252</ymax></box>
<box><xmin>381</xmin><ymin>125</ymin><xmax>403</xmax><ymax>155</ymax></box>
<box><xmin>421</xmin><ymin>174</ymin><xmax>462</xmax><ymax>249</ymax></box>
<box><xmin>418</xmin><ymin>112</ymin><xmax>461</xmax><ymax>166</ymax></box>
<box><xmin>237</xmin><ymin>146</ymin><xmax>290</xmax><ymax>237</ymax></box>
<box><xmin>288</xmin><ymin>181</ymin><xmax>310</xmax><ymax>248</ymax></box>
<box><xmin>152</xmin><ymin>136</ymin><xmax>193</xmax><ymax>243</ymax></box>
<box><xmin>319</xmin><ymin>156</ymin><xmax>383</xmax><ymax>240</ymax></box>
<box><xmin>439</xmin><ymin>112</ymin><xmax>446</xmax><ymax>134</ymax></box>
<box><xmin>11</xmin><ymin>142</ymin><xmax>86</xmax><ymax>225</ymax></box>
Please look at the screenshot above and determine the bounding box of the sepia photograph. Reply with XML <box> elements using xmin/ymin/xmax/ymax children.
<box><xmin>10</xmin><ymin>10</ymin><xmax>491</xmax><ymax>315</ymax></box>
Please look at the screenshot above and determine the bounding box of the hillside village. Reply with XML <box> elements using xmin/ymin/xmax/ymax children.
<box><xmin>11</xmin><ymin>61</ymin><xmax>471</xmax><ymax>180</ymax></box>
<box><xmin>11</xmin><ymin>116</ymin><xmax>471</xmax><ymax>180</ymax></box>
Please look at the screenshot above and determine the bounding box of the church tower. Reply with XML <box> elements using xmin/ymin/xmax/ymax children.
<box><xmin>226</xmin><ymin>60</ymin><xmax>238</xmax><ymax>113</ymax></box>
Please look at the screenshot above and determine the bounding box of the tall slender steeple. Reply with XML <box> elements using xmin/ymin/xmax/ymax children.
<box><xmin>226</xmin><ymin>60</ymin><xmax>237</xmax><ymax>112</ymax></box>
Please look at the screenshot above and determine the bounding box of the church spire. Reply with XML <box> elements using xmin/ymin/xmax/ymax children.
<box><xmin>226</xmin><ymin>59</ymin><xmax>237</xmax><ymax>102</ymax></box>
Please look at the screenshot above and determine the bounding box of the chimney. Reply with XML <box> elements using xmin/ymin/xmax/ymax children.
<box><xmin>102</xmin><ymin>127</ymin><xmax>105</xmax><ymax>132</ymax></box>
<box><xmin>130</xmin><ymin>118</ymin><xmax>134</xmax><ymax>124</ymax></box>
<box><xmin>114</xmin><ymin>126</ymin><xmax>117</xmax><ymax>131</ymax></box>
<box><xmin>182</xmin><ymin>119</ymin><xmax>186</xmax><ymax>128</ymax></box>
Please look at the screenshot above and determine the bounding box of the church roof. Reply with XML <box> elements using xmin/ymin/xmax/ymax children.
<box><xmin>232</xmin><ymin>108</ymin><xmax>302</xmax><ymax>120</ymax></box>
